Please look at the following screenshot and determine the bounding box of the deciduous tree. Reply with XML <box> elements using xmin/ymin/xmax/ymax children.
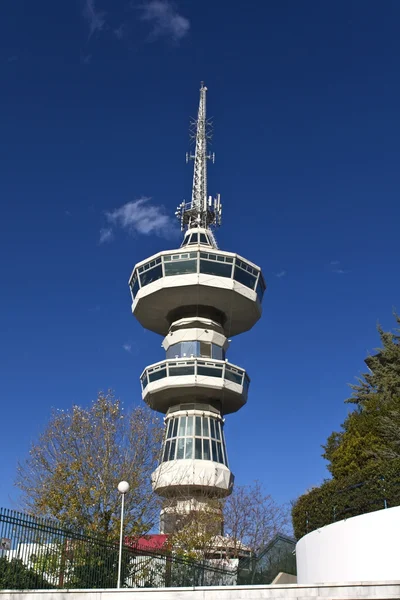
<box><xmin>16</xmin><ymin>391</ymin><xmax>164</xmax><ymax>539</ymax></box>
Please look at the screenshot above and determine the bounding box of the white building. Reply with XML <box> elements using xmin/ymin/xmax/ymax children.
<box><xmin>128</xmin><ymin>84</ymin><xmax>266</xmax><ymax>534</ymax></box>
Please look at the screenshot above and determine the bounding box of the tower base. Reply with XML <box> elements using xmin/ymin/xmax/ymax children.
<box><xmin>160</xmin><ymin>495</ymin><xmax>223</xmax><ymax>536</ymax></box>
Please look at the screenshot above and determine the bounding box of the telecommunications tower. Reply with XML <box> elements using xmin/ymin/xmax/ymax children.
<box><xmin>129</xmin><ymin>84</ymin><xmax>266</xmax><ymax>533</ymax></box>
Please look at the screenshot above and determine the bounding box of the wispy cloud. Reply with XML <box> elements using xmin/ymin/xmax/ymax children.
<box><xmin>104</xmin><ymin>197</ymin><xmax>178</xmax><ymax>238</ymax></box>
<box><xmin>81</xmin><ymin>53</ymin><xmax>92</xmax><ymax>65</ymax></box>
<box><xmin>99</xmin><ymin>227</ymin><xmax>114</xmax><ymax>244</ymax></box>
<box><xmin>122</xmin><ymin>343</ymin><xmax>132</xmax><ymax>353</ymax></box>
<box><xmin>330</xmin><ymin>260</ymin><xmax>349</xmax><ymax>275</ymax></box>
<box><xmin>275</xmin><ymin>270</ymin><xmax>287</xmax><ymax>278</ymax></box>
<box><xmin>113</xmin><ymin>25</ymin><xmax>125</xmax><ymax>40</ymax></box>
<box><xmin>140</xmin><ymin>0</ymin><xmax>190</xmax><ymax>42</ymax></box>
<box><xmin>82</xmin><ymin>0</ymin><xmax>107</xmax><ymax>39</ymax></box>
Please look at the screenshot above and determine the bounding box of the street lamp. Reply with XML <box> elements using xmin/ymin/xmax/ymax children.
<box><xmin>117</xmin><ymin>480</ymin><xmax>130</xmax><ymax>589</ymax></box>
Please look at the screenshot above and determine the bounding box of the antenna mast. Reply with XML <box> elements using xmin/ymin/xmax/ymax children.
<box><xmin>175</xmin><ymin>83</ymin><xmax>222</xmax><ymax>231</ymax></box>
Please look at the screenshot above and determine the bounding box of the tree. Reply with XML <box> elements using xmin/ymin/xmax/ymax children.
<box><xmin>322</xmin><ymin>314</ymin><xmax>400</xmax><ymax>478</ymax></box>
<box><xmin>292</xmin><ymin>314</ymin><xmax>400</xmax><ymax>538</ymax></box>
<box><xmin>16</xmin><ymin>391</ymin><xmax>164</xmax><ymax>539</ymax></box>
<box><xmin>165</xmin><ymin>482</ymin><xmax>290</xmax><ymax>560</ymax></box>
<box><xmin>223</xmin><ymin>481</ymin><xmax>290</xmax><ymax>556</ymax></box>
<box><xmin>165</xmin><ymin>496</ymin><xmax>224</xmax><ymax>560</ymax></box>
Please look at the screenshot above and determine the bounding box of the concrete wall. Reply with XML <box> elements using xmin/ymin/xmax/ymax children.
<box><xmin>2</xmin><ymin>582</ymin><xmax>400</xmax><ymax>600</ymax></box>
<box><xmin>296</xmin><ymin>505</ymin><xmax>400</xmax><ymax>584</ymax></box>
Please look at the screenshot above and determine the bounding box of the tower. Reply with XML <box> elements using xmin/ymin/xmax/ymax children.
<box><xmin>129</xmin><ymin>84</ymin><xmax>266</xmax><ymax>534</ymax></box>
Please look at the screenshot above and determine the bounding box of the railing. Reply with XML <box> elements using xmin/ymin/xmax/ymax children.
<box><xmin>129</xmin><ymin>249</ymin><xmax>266</xmax><ymax>304</ymax></box>
<box><xmin>140</xmin><ymin>358</ymin><xmax>250</xmax><ymax>393</ymax></box>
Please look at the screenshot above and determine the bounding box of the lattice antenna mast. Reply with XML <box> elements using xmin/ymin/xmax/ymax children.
<box><xmin>175</xmin><ymin>83</ymin><xmax>222</xmax><ymax>232</ymax></box>
<box><xmin>190</xmin><ymin>82</ymin><xmax>210</xmax><ymax>213</ymax></box>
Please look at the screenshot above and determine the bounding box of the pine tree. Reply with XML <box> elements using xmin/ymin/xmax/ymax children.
<box><xmin>322</xmin><ymin>314</ymin><xmax>400</xmax><ymax>478</ymax></box>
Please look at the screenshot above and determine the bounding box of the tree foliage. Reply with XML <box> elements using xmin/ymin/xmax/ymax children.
<box><xmin>16</xmin><ymin>391</ymin><xmax>164</xmax><ymax>539</ymax></box>
<box><xmin>291</xmin><ymin>457</ymin><xmax>400</xmax><ymax>539</ymax></box>
<box><xmin>322</xmin><ymin>314</ymin><xmax>400</xmax><ymax>479</ymax></box>
<box><xmin>292</xmin><ymin>314</ymin><xmax>400</xmax><ymax>538</ymax></box>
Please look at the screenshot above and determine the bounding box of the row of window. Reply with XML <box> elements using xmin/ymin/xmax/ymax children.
<box><xmin>130</xmin><ymin>251</ymin><xmax>265</xmax><ymax>303</ymax></box>
<box><xmin>166</xmin><ymin>414</ymin><xmax>223</xmax><ymax>440</ymax></box>
<box><xmin>181</xmin><ymin>232</ymin><xmax>213</xmax><ymax>247</ymax></box>
<box><xmin>162</xmin><ymin>415</ymin><xmax>228</xmax><ymax>466</ymax></box>
<box><xmin>140</xmin><ymin>359</ymin><xmax>250</xmax><ymax>393</ymax></box>
<box><xmin>166</xmin><ymin>341</ymin><xmax>225</xmax><ymax>361</ymax></box>
<box><xmin>162</xmin><ymin>437</ymin><xmax>227</xmax><ymax>465</ymax></box>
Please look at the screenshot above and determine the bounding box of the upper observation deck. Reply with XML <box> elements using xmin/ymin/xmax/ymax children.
<box><xmin>129</xmin><ymin>245</ymin><xmax>266</xmax><ymax>337</ymax></box>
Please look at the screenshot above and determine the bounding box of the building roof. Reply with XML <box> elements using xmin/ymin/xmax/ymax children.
<box><xmin>124</xmin><ymin>534</ymin><xmax>169</xmax><ymax>551</ymax></box>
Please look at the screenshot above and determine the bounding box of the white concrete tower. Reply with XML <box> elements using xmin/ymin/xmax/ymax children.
<box><xmin>129</xmin><ymin>84</ymin><xmax>266</xmax><ymax>534</ymax></box>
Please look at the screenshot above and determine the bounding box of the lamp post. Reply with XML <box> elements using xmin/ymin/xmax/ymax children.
<box><xmin>117</xmin><ymin>480</ymin><xmax>130</xmax><ymax>589</ymax></box>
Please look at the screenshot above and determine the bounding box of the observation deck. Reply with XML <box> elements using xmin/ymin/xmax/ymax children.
<box><xmin>140</xmin><ymin>357</ymin><xmax>249</xmax><ymax>414</ymax></box>
<box><xmin>129</xmin><ymin>246</ymin><xmax>266</xmax><ymax>337</ymax></box>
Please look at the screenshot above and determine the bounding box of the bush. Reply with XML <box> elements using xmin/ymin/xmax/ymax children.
<box><xmin>292</xmin><ymin>458</ymin><xmax>400</xmax><ymax>540</ymax></box>
<box><xmin>0</xmin><ymin>557</ymin><xmax>52</xmax><ymax>590</ymax></box>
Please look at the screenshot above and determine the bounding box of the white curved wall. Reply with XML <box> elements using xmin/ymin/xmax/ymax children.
<box><xmin>296</xmin><ymin>506</ymin><xmax>400</xmax><ymax>584</ymax></box>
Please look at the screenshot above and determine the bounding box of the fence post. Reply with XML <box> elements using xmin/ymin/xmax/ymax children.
<box><xmin>381</xmin><ymin>476</ymin><xmax>388</xmax><ymax>509</ymax></box>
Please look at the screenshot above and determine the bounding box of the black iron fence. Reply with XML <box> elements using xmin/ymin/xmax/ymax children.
<box><xmin>0</xmin><ymin>508</ymin><xmax>235</xmax><ymax>590</ymax></box>
<box><xmin>0</xmin><ymin>508</ymin><xmax>296</xmax><ymax>590</ymax></box>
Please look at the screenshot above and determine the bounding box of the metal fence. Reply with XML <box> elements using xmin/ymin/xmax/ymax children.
<box><xmin>0</xmin><ymin>508</ymin><xmax>296</xmax><ymax>590</ymax></box>
<box><xmin>0</xmin><ymin>508</ymin><xmax>234</xmax><ymax>590</ymax></box>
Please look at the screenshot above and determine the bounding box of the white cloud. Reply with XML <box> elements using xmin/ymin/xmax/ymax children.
<box><xmin>140</xmin><ymin>1</ymin><xmax>190</xmax><ymax>42</ymax></box>
<box><xmin>275</xmin><ymin>270</ymin><xmax>287</xmax><ymax>278</ymax></box>
<box><xmin>122</xmin><ymin>343</ymin><xmax>132</xmax><ymax>353</ymax></box>
<box><xmin>105</xmin><ymin>197</ymin><xmax>178</xmax><ymax>238</ymax></box>
<box><xmin>329</xmin><ymin>260</ymin><xmax>349</xmax><ymax>275</ymax></box>
<box><xmin>99</xmin><ymin>227</ymin><xmax>114</xmax><ymax>244</ymax></box>
<box><xmin>82</xmin><ymin>0</ymin><xmax>107</xmax><ymax>39</ymax></box>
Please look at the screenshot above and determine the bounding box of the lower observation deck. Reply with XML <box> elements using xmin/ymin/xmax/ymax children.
<box><xmin>140</xmin><ymin>358</ymin><xmax>250</xmax><ymax>414</ymax></box>
<box><xmin>129</xmin><ymin>247</ymin><xmax>266</xmax><ymax>337</ymax></box>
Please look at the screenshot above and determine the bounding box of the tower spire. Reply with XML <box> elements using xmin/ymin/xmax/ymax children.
<box><xmin>190</xmin><ymin>82</ymin><xmax>211</xmax><ymax>213</ymax></box>
<box><xmin>175</xmin><ymin>83</ymin><xmax>222</xmax><ymax>231</ymax></box>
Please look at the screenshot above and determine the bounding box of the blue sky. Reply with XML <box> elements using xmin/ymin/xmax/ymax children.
<box><xmin>1</xmin><ymin>0</ymin><xmax>400</xmax><ymax>513</ymax></box>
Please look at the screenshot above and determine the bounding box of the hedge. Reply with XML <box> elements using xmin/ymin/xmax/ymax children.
<box><xmin>291</xmin><ymin>458</ymin><xmax>400</xmax><ymax>540</ymax></box>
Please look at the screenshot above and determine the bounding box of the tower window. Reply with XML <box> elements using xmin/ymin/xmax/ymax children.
<box><xmin>188</xmin><ymin>233</ymin><xmax>198</xmax><ymax>244</ymax></box>
<box><xmin>199</xmin><ymin>341</ymin><xmax>211</xmax><ymax>358</ymax></box>
<box><xmin>256</xmin><ymin>276</ymin><xmax>266</xmax><ymax>303</ymax></box>
<box><xmin>162</xmin><ymin>414</ymin><xmax>228</xmax><ymax>466</ymax></box>
<box><xmin>166</xmin><ymin>342</ymin><xmax>225</xmax><ymax>360</ymax></box>
<box><xmin>200</xmin><ymin>259</ymin><xmax>233</xmax><ymax>278</ymax></box>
